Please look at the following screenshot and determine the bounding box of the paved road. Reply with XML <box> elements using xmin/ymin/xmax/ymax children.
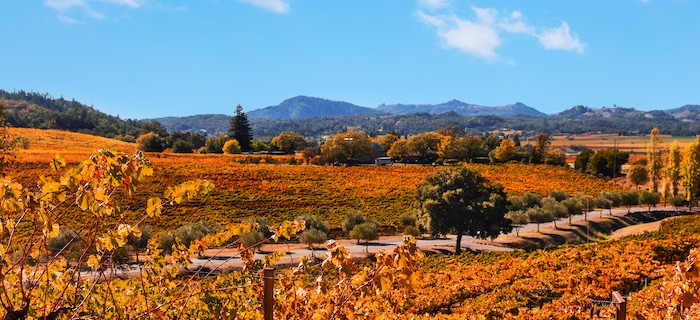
<box><xmin>84</xmin><ymin>206</ymin><xmax>695</xmax><ymax>278</ymax></box>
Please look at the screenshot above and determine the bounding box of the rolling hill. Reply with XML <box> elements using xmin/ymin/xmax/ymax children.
<box><xmin>0</xmin><ymin>89</ymin><xmax>141</xmax><ymax>139</ymax></box>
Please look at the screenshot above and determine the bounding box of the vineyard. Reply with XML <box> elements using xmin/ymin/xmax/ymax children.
<box><xmin>0</xmin><ymin>133</ymin><xmax>697</xmax><ymax>319</ymax></box>
<box><xmin>6</xmin><ymin>129</ymin><xmax>625</xmax><ymax>232</ymax></box>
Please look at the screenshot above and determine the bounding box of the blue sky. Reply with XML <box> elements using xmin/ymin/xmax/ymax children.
<box><xmin>1</xmin><ymin>0</ymin><xmax>699</xmax><ymax>119</ymax></box>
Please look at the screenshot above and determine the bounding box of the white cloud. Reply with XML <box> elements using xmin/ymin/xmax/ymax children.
<box><xmin>418</xmin><ymin>0</ymin><xmax>450</xmax><ymax>11</ymax></box>
<box><xmin>538</xmin><ymin>22</ymin><xmax>585</xmax><ymax>54</ymax></box>
<box><xmin>417</xmin><ymin>7</ymin><xmax>502</xmax><ymax>60</ymax></box>
<box><xmin>58</xmin><ymin>14</ymin><xmax>82</xmax><ymax>24</ymax></box>
<box><xmin>45</xmin><ymin>0</ymin><xmax>87</xmax><ymax>11</ymax></box>
<box><xmin>98</xmin><ymin>0</ymin><xmax>143</xmax><ymax>8</ymax></box>
<box><xmin>417</xmin><ymin>6</ymin><xmax>585</xmax><ymax>60</ymax></box>
<box><xmin>44</xmin><ymin>0</ymin><xmax>145</xmax><ymax>22</ymax></box>
<box><xmin>239</xmin><ymin>0</ymin><xmax>290</xmax><ymax>14</ymax></box>
<box><xmin>499</xmin><ymin>11</ymin><xmax>535</xmax><ymax>35</ymax></box>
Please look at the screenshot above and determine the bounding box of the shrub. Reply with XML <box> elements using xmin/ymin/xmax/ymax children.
<box><xmin>205</xmin><ymin>135</ymin><xmax>228</xmax><ymax>154</ymax></box>
<box><xmin>239</xmin><ymin>230</ymin><xmax>266</xmax><ymax>251</ymax></box>
<box><xmin>549</xmin><ymin>190</ymin><xmax>568</xmax><ymax>202</ymax></box>
<box><xmin>669</xmin><ymin>195</ymin><xmax>685</xmax><ymax>207</ymax></box>
<box><xmin>136</xmin><ymin>132</ymin><xmax>165</xmax><ymax>152</ymax></box>
<box><xmin>157</xmin><ymin>221</ymin><xmax>220</xmax><ymax>253</ymax></box>
<box><xmin>403</xmin><ymin>225</ymin><xmax>421</xmax><ymax>237</ymax></box>
<box><xmin>223</xmin><ymin>139</ymin><xmax>241</xmax><ymax>154</ymax></box>
<box><xmin>172</xmin><ymin>140</ymin><xmax>194</xmax><ymax>153</ymax></box>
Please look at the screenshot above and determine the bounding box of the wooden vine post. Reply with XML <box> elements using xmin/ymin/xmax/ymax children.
<box><xmin>263</xmin><ymin>268</ymin><xmax>275</xmax><ymax>320</ymax></box>
<box><xmin>612</xmin><ymin>291</ymin><xmax>626</xmax><ymax>320</ymax></box>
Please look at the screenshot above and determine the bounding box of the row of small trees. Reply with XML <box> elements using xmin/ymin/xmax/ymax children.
<box><xmin>505</xmin><ymin>189</ymin><xmax>675</xmax><ymax>234</ymax></box>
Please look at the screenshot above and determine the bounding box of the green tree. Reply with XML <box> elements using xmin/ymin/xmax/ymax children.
<box><xmin>681</xmin><ymin>136</ymin><xmax>700</xmax><ymax>207</ymax></box>
<box><xmin>171</xmin><ymin>139</ymin><xmax>194</xmax><ymax>153</ymax></box>
<box><xmin>139</xmin><ymin>120</ymin><xmax>167</xmax><ymax>137</ymax></box>
<box><xmin>561</xmin><ymin>198</ymin><xmax>583</xmax><ymax>224</ymax></box>
<box><xmin>271</xmin><ymin>132</ymin><xmax>306</xmax><ymax>154</ymax></box>
<box><xmin>531</xmin><ymin>133</ymin><xmax>551</xmax><ymax>163</ymax></box>
<box><xmin>0</xmin><ymin>104</ymin><xmax>19</xmax><ymax>174</ymax></box>
<box><xmin>588</xmin><ymin>149</ymin><xmax>629</xmax><ymax>178</ymax></box>
<box><xmin>350</xmin><ymin>222</ymin><xmax>379</xmax><ymax>252</ymax></box>
<box><xmin>595</xmin><ymin>195</ymin><xmax>613</xmax><ymax>217</ymax></box>
<box><xmin>627</xmin><ymin>164</ymin><xmax>649</xmax><ymax>189</ymax></box>
<box><xmin>526</xmin><ymin>206</ymin><xmax>553</xmax><ymax>233</ymax></box>
<box><xmin>505</xmin><ymin>210</ymin><xmax>529</xmax><ymax>236</ymax></box>
<box><xmin>436</xmin><ymin>124</ymin><xmax>463</xmax><ymax>137</ymax></box>
<box><xmin>297</xmin><ymin>215</ymin><xmax>330</xmax><ymax>256</ymax></box>
<box><xmin>415</xmin><ymin>167</ymin><xmax>511</xmax><ymax>253</ymax></box>
<box><xmin>549</xmin><ymin>190</ymin><xmax>568</xmax><ymax>202</ymax></box>
<box><xmin>646</xmin><ymin>128</ymin><xmax>662</xmax><ymax>192</ymax></box>
<box><xmin>619</xmin><ymin>191</ymin><xmax>640</xmax><ymax>214</ymax></box>
<box><xmin>639</xmin><ymin>190</ymin><xmax>661</xmax><ymax>212</ymax></box>
<box><xmin>574</xmin><ymin>148</ymin><xmax>594</xmax><ymax>172</ymax></box>
<box><xmin>508</xmin><ymin>192</ymin><xmax>542</xmax><ymax>211</ymax></box>
<box><xmin>541</xmin><ymin>197</ymin><xmax>567</xmax><ymax>228</ymax></box>
<box><xmin>228</xmin><ymin>104</ymin><xmax>252</xmax><ymax>151</ymax></box>
<box><xmin>667</xmin><ymin>140</ymin><xmax>682</xmax><ymax>196</ymax></box>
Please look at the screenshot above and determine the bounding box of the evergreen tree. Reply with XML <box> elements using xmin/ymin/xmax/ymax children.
<box><xmin>228</xmin><ymin>104</ymin><xmax>252</xmax><ymax>151</ymax></box>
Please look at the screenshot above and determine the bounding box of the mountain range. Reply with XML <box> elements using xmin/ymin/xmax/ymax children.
<box><xmin>376</xmin><ymin>100</ymin><xmax>545</xmax><ymax>117</ymax></box>
<box><xmin>153</xmin><ymin>96</ymin><xmax>700</xmax><ymax>136</ymax></box>
<box><xmin>2</xmin><ymin>89</ymin><xmax>699</xmax><ymax>139</ymax></box>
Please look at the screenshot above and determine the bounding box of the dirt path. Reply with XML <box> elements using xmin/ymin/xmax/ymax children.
<box><xmin>609</xmin><ymin>215</ymin><xmax>684</xmax><ymax>240</ymax></box>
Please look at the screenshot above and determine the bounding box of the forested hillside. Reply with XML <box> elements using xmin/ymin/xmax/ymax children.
<box><xmin>0</xmin><ymin>90</ymin><xmax>141</xmax><ymax>140</ymax></box>
<box><xmin>251</xmin><ymin>110</ymin><xmax>700</xmax><ymax>138</ymax></box>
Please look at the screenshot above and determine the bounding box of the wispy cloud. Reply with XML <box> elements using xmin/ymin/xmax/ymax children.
<box><xmin>417</xmin><ymin>6</ymin><xmax>585</xmax><ymax>60</ymax></box>
<box><xmin>44</xmin><ymin>0</ymin><xmax>146</xmax><ymax>23</ymax></box>
<box><xmin>538</xmin><ymin>22</ymin><xmax>585</xmax><ymax>54</ymax></box>
<box><xmin>239</xmin><ymin>0</ymin><xmax>290</xmax><ymax>14</ymax></box>
<box><xmin>418</xmin><ymin>0</ymin><xmax>450</xmax><ymax>11</ymax></box>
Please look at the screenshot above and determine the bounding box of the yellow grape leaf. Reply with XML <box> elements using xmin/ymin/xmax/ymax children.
<box><xmin>76</xmin><ymin>191</ymin><xmax>93</xmax><ymax>211</ymax></box>
<box><xmin>146</xmin><ymin>197</ymin><xmax>163</xmax><ymax>218</ymax></box>
<box><xmin>47</xmin><ymin>223</ymin><xmax>60</xmax><ymax>238</ymax></box>
<box><xmin>51</xmin><ymin>154</ymin><xmax>66</xmax><ymax>172</ymax></box>
<box><xmin>29</xmin><ymin>247</ymin><xmax>40</xmax><ymax>259</ymax></box>
<box><xmin>88</xmin><ymin>254</ymin><xmax>101</xmax><ymax>271</ymax></box>
<box><xmin>273</xmin><ymin>220</ymin><xmax>306</xmax><ymax>242</ymax></box>
<box><xmin>139</xmin><ymin>165</ymin><xmax>154</xmax><ymax>181</ymax></box>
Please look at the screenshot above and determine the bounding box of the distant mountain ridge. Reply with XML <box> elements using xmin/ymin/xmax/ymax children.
<box><xmin>376</xmin><ymin>100</ymin><xmax>546</xmax><ymax>117</ymax></box>
<box><xmin>247</xmin><ymin>96</ymin><xmax>383</xmax><ymax>120</ymax></box>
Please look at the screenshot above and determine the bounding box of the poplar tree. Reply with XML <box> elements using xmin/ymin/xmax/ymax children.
<box><xmin>228</xmin><ymin>104</ymin><xmax>252</xmax><ymax>151</ymax></box>
<box><xmin>666</xmin><ymin>140</ymin><xmax>681</xmax><ymax>196</ymax></box>
<box><xmin>681</xmin><ymin>136</ymin><xmax>700</xmax><ymax>207</ymax></box>
<box><xmin>646</xmin><ymin>128</ymin><xmax>662</xmax><ymax>192</ymax></box>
